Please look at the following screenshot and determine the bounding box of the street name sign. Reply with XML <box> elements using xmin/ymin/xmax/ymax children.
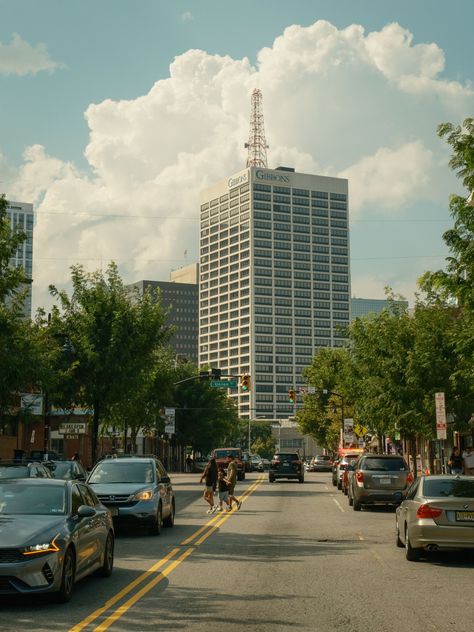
<box><xmin>210</xmin><ymin>380</ymin><xmax>237</xmax><ymax>388</ymax></box>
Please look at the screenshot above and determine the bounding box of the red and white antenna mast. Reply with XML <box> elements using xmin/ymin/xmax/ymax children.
<box><xmin>245</xmin><ymin>88</ymin><xmax>269</xmax><ymax>168</ymax></box>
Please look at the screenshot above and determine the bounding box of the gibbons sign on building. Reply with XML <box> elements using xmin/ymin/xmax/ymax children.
<box><xmin>228</xmin><ymin>170</ymin><xmax>249</xmax><ymax>189</ymax></box>
<box><xmin>255</xmin><ymin>169</ymin><xmax>291</xmax><ymax>183</ymax></box>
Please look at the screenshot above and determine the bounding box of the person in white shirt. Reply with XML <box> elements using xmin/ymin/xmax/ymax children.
<box><xmin>462</xmin><ymin>446</ymin><xmax>474</xmax><ymax>475</ymax></box>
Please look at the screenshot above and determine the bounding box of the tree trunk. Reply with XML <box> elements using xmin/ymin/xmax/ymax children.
<box><xmin>91</xmin><ymin>399</ymin><xmax>100</xmax><ymax>465</ymax></box>
<box><xmin>409</xmin><ymin>436</ymin><xmax>418</xmax><ymax>479</ymax></box>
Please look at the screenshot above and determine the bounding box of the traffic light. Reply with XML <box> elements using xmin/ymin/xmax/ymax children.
<box><xmin>241</xmin><ymin>374</ymin><xmax>251</xmax><ymax>391</ymax></box>
<box><xmin>288</xmin><ymin>389</ymin><xmax>296</xmax><ymax>404</ymax></box>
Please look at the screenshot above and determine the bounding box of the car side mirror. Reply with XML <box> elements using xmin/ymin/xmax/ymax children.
<box><xmin>160</xmin><ymin>475</ymin><xmax>171</xmax><ymax>484</ymax></box>
<box><xmin>75</xmin><ymin>473</ymin><xmax>86</xmax><ymax>481</ymax></box>
<box><xmin>77</xmin><ymin>505</ymin><xmax>96</xmax><ymax>518</ymax></box>
<box><xmin>393</xmin><ymin>491</ymin><xmax>403</xmax><ymax>503</ymax></box>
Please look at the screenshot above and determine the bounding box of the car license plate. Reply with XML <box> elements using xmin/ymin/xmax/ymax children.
<box><xmin>109</xmin><ymin>507</ymin><xmax>119</xmax><ymax>517</ymax></box>
<box><xmin>380</xmin><ymin>478</ymin><xmax>391</xmax><ymax>485</ymax></box>
<box><xmin>455</xmin><ymin>511</ymin><xmax>474</xmax><ymax>522</ymax></box>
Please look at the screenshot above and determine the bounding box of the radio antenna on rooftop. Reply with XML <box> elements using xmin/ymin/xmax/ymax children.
<box><xmin>245</xmin><ymin>88</ymin><xmax>269</xmax><ymax>168</ymax></box>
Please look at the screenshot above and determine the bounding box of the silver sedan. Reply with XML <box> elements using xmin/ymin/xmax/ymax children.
<box><xmin>0</xmin><ymin>478</ymin><xmax>114</xmax><ymax>601</ymax></box>
<box><xmin>396</xmin><ymin>475</ymin><xmax>474</xmax><ymax>561</ymax></box>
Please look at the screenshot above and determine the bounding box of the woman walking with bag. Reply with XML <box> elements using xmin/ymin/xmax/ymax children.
<box><xmin>200</xmin><ymin>457</ymin><xmax>218</xmax><ymax>513</ymax></box>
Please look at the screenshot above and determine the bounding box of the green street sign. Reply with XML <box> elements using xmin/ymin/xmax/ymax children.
<box><xmin>210</xmin><ymin>380</ymin><xmax>237</xmax><ymax>388</ymax></box>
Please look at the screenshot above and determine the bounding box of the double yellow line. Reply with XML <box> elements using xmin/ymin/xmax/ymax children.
<box><xmin>70</xmin><ymin>475</ymin><xmax>265</xmax><ymax>632</ymax></box>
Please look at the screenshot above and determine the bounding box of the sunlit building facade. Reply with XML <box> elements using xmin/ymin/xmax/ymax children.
<box><xmin>199</xmin><ymin>166</ymin><xmax>350</xmax><ymax>419</ymax></box>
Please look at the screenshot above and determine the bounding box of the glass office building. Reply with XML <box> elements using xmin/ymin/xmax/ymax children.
<box><xmin>351</xmin><ymin>297</ymin><xmax>409</xmax><ymax>320</ymax></box>
<box><xmin>5</xmin><ymin>200</ymin><xmax>34</xmax><ymax>318</ymax></box>
<box><xmin>199</xmin><ymin>166</ymin><xmax>350</xmax><ymax>419</ymax></box>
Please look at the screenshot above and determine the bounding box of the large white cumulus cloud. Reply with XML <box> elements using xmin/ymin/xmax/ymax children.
<box><xmin>3</xmin><ymin>20</ymin><xmax>474</xmax><ymax>310</ymax></box>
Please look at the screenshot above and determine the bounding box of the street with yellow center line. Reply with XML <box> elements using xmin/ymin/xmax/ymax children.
<box><xmin>70</xmin><ymin>474</ymin><xmax>265</xmax><ymax>632</ymax></box>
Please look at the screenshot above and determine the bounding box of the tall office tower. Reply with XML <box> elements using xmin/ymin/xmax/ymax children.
<box><xmin>199</xmin><ymin>166</ymin><xmax>350</xmax><ymax>419</ymax></box>
<box><xmin>5</xmin><ymin>200</ymin><xmax>34</xmax><ymax>318</ymax></box>
<box><xmin>128</xmin><ymin>269</ymin><xmax>199</xmax><ymax>364</ymax></box>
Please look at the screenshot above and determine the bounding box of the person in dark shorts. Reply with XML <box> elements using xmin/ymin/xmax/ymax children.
<box><xmin>226</xmin><ymin>455</ymin><xmax>242</xmax><ymax>510</ymax></box>
<box><xmin>200</xmin><ymin>457</ymin><xmax>218</xmax><ymax>513</ymax></box>
<box><xmin>217</xmin><ymin>468</ymin><xmax>231</xmax><ymax>512</ymax></box>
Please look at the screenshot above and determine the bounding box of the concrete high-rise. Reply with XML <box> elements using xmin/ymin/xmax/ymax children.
<box><xmin>199</xmin><ymin>166</ymin><xmax>350</xmax><ymax>419</ymax></box>
<box><xmin>129</xmin><ymin>266</ymin><xmax>199</xmax><ymax>364</ymax></box>
<box><xmin>5</xmin><ymin>200</ymin><xmax>34</xmax><ymax>318</ymax></box>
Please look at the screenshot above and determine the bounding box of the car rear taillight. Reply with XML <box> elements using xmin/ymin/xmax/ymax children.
<box><xmin>406</xmin><ymin>472</ymin><xmax>414</xmax><ymax>484</ymax></box>
<box><xmin>416</xmin><ymin>504</ymin><xmax>443</xmax><ymax>519</ymax></box>
<box><xmin>292</xmin><ymin>460</ymin><xmax>301</xmax><ymax>465</ymax></box>
<box><xmin>355</xmin><ymin>470</ymin><xmax>364</xmax><ymax>484</ymax></box>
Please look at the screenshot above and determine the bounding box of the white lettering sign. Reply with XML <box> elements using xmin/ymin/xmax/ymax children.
<box><xmin>435</xmin><ymin>392</ymin><xmax>447</xmax><ymax>440</ymax></box>
<box><xmin>164</xmin><ymin>407</ymin><xmax>176</xmax><ymax>434</ymax></box>
<box><xmin>58</xmin><ymin>422</ymin><xmax>87</xmax><ymax>435</ymax></box>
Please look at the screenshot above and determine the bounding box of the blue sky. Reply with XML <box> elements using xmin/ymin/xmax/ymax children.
<box><xmin>1</xmin><ymin>0</ymin><xmax>474</xmax><ymax>310</ymax></box>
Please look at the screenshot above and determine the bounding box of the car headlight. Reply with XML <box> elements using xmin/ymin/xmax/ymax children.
<box><xmin>22</xmin><ymin>534</ymin><xmax>60</xmax><ymax>556</ymax></box>
<box><xmin>133</xmin><ymin>490</ymin><xmax>154</xmax><ymax>501</ymax></box>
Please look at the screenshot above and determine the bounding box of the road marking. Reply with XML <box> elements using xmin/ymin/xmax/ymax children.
<box><xmin>69</xmin><ymin>546</ymin><xmax>181</xmax><ymax>632</ymax></box>
<box><xmin>332</xmin><ymin>497</ymin><xmax>345</xmax><ymax>513</ymax></box>
<box><xmin>93</xmin><ymin>547</ymin><xmax>195</xmax><ymax>632</ymax></box>
<box><xmin>70</xmin><ymin>475</ymin><xmax>264</xmax><ymax>632</ymax></box>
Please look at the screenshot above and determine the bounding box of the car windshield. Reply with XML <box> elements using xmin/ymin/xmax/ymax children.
<box><xmin>316</xmin><ymin>456</ymin><xmax>331</xmax><ymax>461</ymax></box>
<box><xmin>88</xmin><ymin>462</ymin><xmax>155</xmax><ymax>484</ymax></box>
<box><xmin>52</xmin><ymin>462</ymin><xmax>74</xmax><ymax>479</ymax></box>
<box><xmin>363</xmin><ymin>458</ymin><xmax>407</xmax><ymax>471</ymax></box>
<box><xmin>214</xmin><ymin>450</ymin><xmax>241</xmax><ymax>459</ymax></box>
<box><xmin>0</xmin><ymin>483</ymin><xmax>66</xmax><ymax>515</ymax></box>
<box><xmin>0</xmin><ymin>466</ymin><xmax>30</xmax><ymax>479</ymax></box>
<box><xmin>423</xmin><ymin>478</ymin><xmax>474</xmax><ymax>498</ymax></box>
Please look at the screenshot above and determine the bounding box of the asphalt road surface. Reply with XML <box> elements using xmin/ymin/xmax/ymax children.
<box><xmin>1</xmin><ymin>471</ymin><xmax>473</xmax><ymax>632</ymax></box>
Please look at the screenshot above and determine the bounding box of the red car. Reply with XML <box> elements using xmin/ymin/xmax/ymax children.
<box><xmin>211</xmin><ymin>448</ymin><xmax>245</xmax><ymax>481</ymax></box>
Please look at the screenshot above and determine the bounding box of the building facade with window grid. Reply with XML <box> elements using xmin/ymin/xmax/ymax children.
<box><xmin>128</xmin><ymin>279</ymin><xmax>198</xmax><ymax>364</ymax></box>
<box><xmin>351</xmin><ymin>297</ymin><xmax>408</xmax><ymax>320</ymax></box>
<box><xmin>199</xmin><ymin>167</ymin><xmax>350</xmax><ymax>419</ymax></box>
<box><xmin>5</xmin><ymin>200</ymin><xmax>34</xmax><ymax>318</ymax></box>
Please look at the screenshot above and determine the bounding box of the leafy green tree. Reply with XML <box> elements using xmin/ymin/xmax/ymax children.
<box><xmin>49</xmin><ymin>263</ymin><xmax>171</xmax><ymax>463</ymax></box>
<box><xmin>298</xmin><ymin>347</ymin><xmax>354</xmax><ymax>450</ymax></box>
<box><xmin>420</xmin><ymin>118</ymin><xmax>474</xmax><ymax>419</ymax></box>
<box><xmin>0</xmin><ymin>195</ymin><xmax>53</xmax><ymax>419</ymax></box>
<box><xmin>171</xmin><ymin>363</ymin><xmax>239</xmax><ymax>455</ymax></box>
<box><xmin>0</xmin><ymin>194</ymin><xmax>29</xmax><ymax>304</ymax></box>
<box><xmin>250</xmin><ymin>435</ymin><xmax>275</xmax><ymax>460</ymax></box>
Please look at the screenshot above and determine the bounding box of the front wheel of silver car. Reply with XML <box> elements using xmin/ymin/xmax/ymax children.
<box><xmin>405</xmin><ymin>527</ymin><xmax>421</xmax><ymax>561</ymax></box>
<box><xmin>149</xmin><ymin>504</ymin><xmax>162</xmax><ymax>536</ymax></box>
<box><xmin>56</xmin><ymin>547</ymin><xmax>75</xmax><ymax>603</ymax></box>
